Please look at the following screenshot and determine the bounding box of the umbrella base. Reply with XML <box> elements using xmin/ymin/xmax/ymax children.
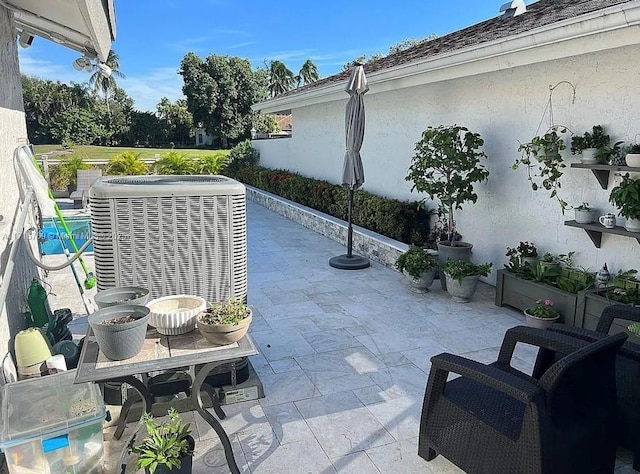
<box><xmin>329</xmin><ymin>254</ymin><xmax>370</xmax><ymax>270</ymax></box>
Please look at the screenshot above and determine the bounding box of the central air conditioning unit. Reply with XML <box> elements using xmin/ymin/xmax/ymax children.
<box><xmin>89</xmin><ymin>175</ymin><xmax>247</xmax><ymax>303</ymax></box>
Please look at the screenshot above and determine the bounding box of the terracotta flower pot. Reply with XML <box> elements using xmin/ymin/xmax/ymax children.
<box><xmin>196</xmin><ymin>310</ymin><xmax>252</xmax><ymax>346</ymax></box>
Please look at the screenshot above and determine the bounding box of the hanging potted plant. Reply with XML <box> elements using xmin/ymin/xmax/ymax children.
<box><xmin>134</xmin><ymin>408</ymin><xmax>195</xmax><ymax>474</ymax></box>
<box><xmin>442</xmin><ymin>260</ymin><xmax>492</xmax><ymax>303</ymax></box>
<box><xmin>405</xmin><ymin>125</ymin><xmax>490</xmax><ymax>289</ymax></box>
<box><xmin>609</xmin><ymin>173</ymin><xmax>640</xmax><ymax>232</ymax></box>
<box><xmin>524</xmin><ymin>298</ymin><xmax>560</xmax><ymax>329</ymax></box>
<box><xmin>196</xmin><ymin>297</ymin><xmax>252</xmax><ymax>345</ymax></box>
<box><xmin>396</xmin><ymin>245</ymin><xmax>438</xmax><ymax>293</ymax></box>
<box><xmin>514</xmin><ymin>126</ymin><xmax>569</xmax><ymax>213</ymax></box>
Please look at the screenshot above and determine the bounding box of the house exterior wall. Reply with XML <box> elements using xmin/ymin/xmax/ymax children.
<box><xmin>254</xmin><ymin>43</ymin><xmax>640</xmax><ymax>285</ymax></box>
<box><xmin>0</xmin><ymin>6</ymin><xmax>39</xmax><ymax>357</ymax></box>
<box><xmin>195</xmin><ymin>127</ymin><xmax>214</xmax><ymax>146</ymax></box>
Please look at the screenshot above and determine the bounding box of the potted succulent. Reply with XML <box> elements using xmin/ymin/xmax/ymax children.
<box><xmin>573</xmin><ymin>202</ymin><xmax>597</xmax><ymax>224</ymax></box>
<box><xmin>134</xmin><ymin>408</ymin><xmax>195</xmax><ymax>474</ymax></box>
<box><xmin>524</xmin><ymin>298</ymin><xmax>560</xmax><ymax>329</ymax></box>
<box><xmin>609</xmin><ymin>173</ymin><xmax>640</xmax><ymax>232</ymax></box>
<box><xmin>405</xmin><ymin>125</ymin><xmax>490</xmax><ymax>289</ymax></box>
<box><xmin>442</xmin><ymin>260</ymin><xmax>492</xmax><ymax>303</ymax></box>
<box><xmin>396</xmin><ymin>245</ymin><xmax>438</xmax><ymax>293</ymax></box>
<box><xmin>196</xmin><ymin>297</ymin><xmax>252</xmax><ymax>345</ymax></box>
<box><xmin>514</xmin><ymin>126</ymin><xmax>568</xmax><ymax>212</ymax></box>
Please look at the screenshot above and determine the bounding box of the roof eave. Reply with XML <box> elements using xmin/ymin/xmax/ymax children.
<box><xmin>254</xmin><ymin>1</ymin><xmax>640</xmax><ymax>114</ymax></box>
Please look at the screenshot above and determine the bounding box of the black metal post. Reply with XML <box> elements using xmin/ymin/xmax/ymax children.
<box><xmin>346</xmin><ymin>188</ymin><xmax>354</xmax><ymax>257</ymax></box>
<box><xmin>329</xmin><ymin>187</ymin><xmax>370</xmax><ymax>270</ymax></box>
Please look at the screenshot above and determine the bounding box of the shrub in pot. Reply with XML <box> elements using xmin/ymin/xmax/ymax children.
<box><xmin>196</xmin><ymin>297</ymin><xmax>252</xmax><ymax>345</ymax></box>
<box><xmin>134</xmin><ymin>408</ymin><xmax>195</xmax><ymax>474</ymax></box>
<box><xmin>570</xmin><ymin>125</ymin><xmax>612</xmax><ymax>164</ymax></box>
<box><xmin>506</xmin><ymin>241</ymin><xmax>538</xmax><ymax>268</ymax></box>
<box><xmin>609</xmin><ymin>173</ymin><xmax>640</xmax><ymax>232</ymax></box>
<box><xmin>442</xmin><ymin>260</ymin><xmax>492</xmax><ymax>303</ymax></box>
<box><xmin>396</xmin><ymin>245</ymin><xmax>438</xmax><ymax>293</ymax></box>
<box><xmin>405</xmin><ymin>125</ymin><xmax>489</xmax><ymax>288</ymax></box>
<box><xmin>624</xmin><ymin>143</ymin><xmax>640</xmax><ymax>167</ymax></box>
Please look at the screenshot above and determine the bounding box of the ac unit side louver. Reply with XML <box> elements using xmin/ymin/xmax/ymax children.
<box><xmin>89</xmin><ymin>175</ymin><xmax>247</xmax><ymax>303</ymax></box>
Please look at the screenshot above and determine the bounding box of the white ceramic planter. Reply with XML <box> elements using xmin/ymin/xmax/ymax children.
<box><xmin>402</xmin><ymin>269</ymin><xmax>436</xmax><ymax>293</ymax></box>
<box><xmin>146</xmin><ymin>295</ymin><xmax>206</xmax><ymax>335</ymax></box>
<box><xmin>624</xmin><ymin>218</ymin><xmax>640</xmax><ymax>233</ymax></box>
<box><xmin>580</xmin><ymin>148</ymin><xmax>599</xmax><ymax>164</ymax></box>
<box><xmin>574</xmin><ymin>209</ymin><xmax>597</xmax><ymax>224</ymax></box>
<box><xmin>625</xmin><ymin>153</ymin><xmax>640</xmax><ymax>168</ymax></box>
<box><xmin>444</xmin><ymin>274</ymin><xmax>480</xmax><ymax>303</ymax></box>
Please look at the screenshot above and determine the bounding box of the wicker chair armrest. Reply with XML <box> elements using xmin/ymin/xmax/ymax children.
<box><xmin>598</xmin><ymin>304</ymin><xmax>640</xmax><ymax>332</ymax></box>
<box><xmin>430</xmin><ymin>353</ymin><xmax>543</xmax><ymax>404</ymax></box>
<box><xmin>549</xmin><ymin>323</ymin><xmax>640</xmax><ymax>362</ymax></box>
<box><xmin>497</xmin><ymin>326</ymin><xmax>588</xmax><ymax>366</ymax></box>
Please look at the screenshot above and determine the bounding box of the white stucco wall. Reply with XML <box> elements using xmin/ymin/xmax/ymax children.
<box><xmin>254</xmin><ymin>43</ymin><xmax>640</xmax><ymax>285</ymax></box>
<box><xmin>0</xmin><ymin>6</ymin><xmax>38</xmax><ymax>358</ymax></box>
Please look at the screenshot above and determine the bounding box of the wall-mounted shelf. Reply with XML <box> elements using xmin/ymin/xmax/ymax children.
<box><xmin>570</xmin><ymin>163</ymin><xmax>640</xmax><ymax>189</ymax></box>
<box><xmin>564</xmin><ymin>220</ymin><xmax>640</xmax><ymax>248</ymax></box>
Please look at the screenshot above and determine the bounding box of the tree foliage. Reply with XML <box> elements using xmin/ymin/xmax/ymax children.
<box><xmin>156</xmin><ymin>97</ymin><xmax>194</xmax><ymax>145</ymax></box>
<box><xmin>180</xmin><ymin>53</ymin><xmax>259</xmax><ymax>147</ymax></box>
<box><xmin>89</xmin><ymin>49</ymin><xmax>126</xmax><ymax>113</ymax></box>
<box><xmin>266</xmin><ymin>60</ymin><xmax>296</xmax><ymax>97</ymax></box>
<box><xmin>342</xmin><ymin>35</ymin><xmax>439</xmax><ymax>71</ymax></box>
<box><xmin>296</xmin><ymin>59</ymin><xmax>320</xmax><ymax>87</ymax></box>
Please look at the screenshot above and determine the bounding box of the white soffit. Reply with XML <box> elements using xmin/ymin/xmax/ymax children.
<box><xmin>1</xmin><ymin>0</ymin><xmax>116</xmax><ymax>61</ymax></box>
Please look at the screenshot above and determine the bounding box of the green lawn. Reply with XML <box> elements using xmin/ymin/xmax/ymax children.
<box><xmin>33</xmin><ymin>145</ymin><xmax>228</xmax><ymax>160</ymax></box>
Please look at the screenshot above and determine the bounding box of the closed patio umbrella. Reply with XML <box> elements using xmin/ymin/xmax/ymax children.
<box><xmin>329</xmin><ymin>65</ymin><xmax>370</xmax><ymax>270</ymax></box>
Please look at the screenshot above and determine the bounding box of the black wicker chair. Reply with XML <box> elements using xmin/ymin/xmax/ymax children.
<box><xmin>542</xmin><ymin>304</ymin><xmax>640</xmax><ymax>471</ymax></box>
<box><xmin>418</xmin><ymin>326</ymin><xmax>626</xmax><ymax>474</ymax></box>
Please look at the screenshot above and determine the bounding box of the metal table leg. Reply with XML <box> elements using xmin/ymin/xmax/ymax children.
<box><xmin>114</xmin><ymin>376</ymin><xmax>153</xmax><ymax>474</ymax></box>
<box><xmin>192</xmin><ymin>361</ymin><xmax>240</xmax><ymax>474</ymax></box>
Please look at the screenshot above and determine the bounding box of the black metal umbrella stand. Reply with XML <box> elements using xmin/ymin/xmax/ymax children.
<box><xmin>329</xmin><ymin>188</ymin><xmax>370</xmax><ymax>270</ymax></box>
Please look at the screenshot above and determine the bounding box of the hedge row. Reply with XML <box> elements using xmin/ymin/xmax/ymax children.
<box><xmin>231</xmin><ymin>166</ymin><xmax>431</xmax><ymax>245</ymax></box>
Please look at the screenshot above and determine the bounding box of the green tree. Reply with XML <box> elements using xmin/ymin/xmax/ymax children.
<box><xmin>296</xmin><ymin>59</ymin><xmax>320</xmax><ymax>87</ymax></box>
<box><xmin>266</xmin><ymin>60</ymin><xmax>296</xmax><ymax>97</ymax></box>
<box><xmin>180</xmin><ymin>53</ymin><xmax>260</xmax><ymax>147</ymax></box>
<box><xmin>252</xmin><ymin>112</ymin><xmax>278</xmax><ymax>134</ymax></box>
<box><xmin>156</xmin><ymin>97</ymin><xmax>194</xmax><ymax>146</ymax></box>
<box><xmin>49</xmin><ymin>107</ymin><xmax>102</xmax><ymax>145</ymax></box>
<box><xmin>89</xmin><ymin>49</ymin><xmax>126</xmax><ymax>113</ymax></box>
<box><xmin>127</xmin><ymin>111</ymin><xmax>163</xmax><ymax>147</ymax></box>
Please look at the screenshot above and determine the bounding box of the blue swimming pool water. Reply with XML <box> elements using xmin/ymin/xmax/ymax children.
<box><xmin>40</xmin><ymin>217</ymin><xmax>93</xmax><ymax>255</ymax></box>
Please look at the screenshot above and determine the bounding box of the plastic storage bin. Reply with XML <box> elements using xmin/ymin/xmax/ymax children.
<box><xmin>0</xmin><ymin>370</ymin><xmax>105</xmax><ymax>473</ymax></box>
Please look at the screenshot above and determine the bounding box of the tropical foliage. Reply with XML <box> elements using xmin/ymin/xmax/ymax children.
<box><xmin>296</xmin><ymin>59</ymin><xmax>320</xmax><ymax>86</ymax></box>
<box><xmin>266</xmin><ymin>60</ymin><xmax>296</xmax><ymax>97</ymax></box>
<box><xmin>104</xmin><ymin>151</ymin><xmax>148</xmax><ymax>175</ymax></box>
<box><xmin>89</xmin><ymin>49</ymin><xmax>126</xmax><ymax>114</ymax></box>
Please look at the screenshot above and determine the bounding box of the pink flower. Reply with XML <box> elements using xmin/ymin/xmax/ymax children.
<box><xmin>544</xmin><ymin>299</ymin><xmax>553</xmax><ymax>306</ymax></box>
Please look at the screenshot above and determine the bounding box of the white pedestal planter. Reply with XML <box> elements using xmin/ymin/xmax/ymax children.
<box><xmin>444</xmin><ymin>274</ymin><xmax>480</xmax><ymax>303</ymax></box>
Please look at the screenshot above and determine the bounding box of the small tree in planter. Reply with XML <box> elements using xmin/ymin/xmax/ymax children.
<box><xmin>609</xmin><ymin>173</ymin><xmax>640</xmax><ymax>232</ymax></box>
<box><xmin>405</xmin><ymin>125</ymin><xmax>489</xmax><ymax>247</ymax></box>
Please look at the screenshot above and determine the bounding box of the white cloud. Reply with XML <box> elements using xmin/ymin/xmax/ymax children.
<box><xmin>18</xmin><ymin>50</ymin><xmax>89</xmax><ymax>85</ymax></box>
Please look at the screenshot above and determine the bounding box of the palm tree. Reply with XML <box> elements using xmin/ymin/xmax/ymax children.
<box><xmin>89</xmin><ymin>49</ymin><xmax>125</xmax><ymax>113</ymax></box>
<box><xmin>266</xmin><ymin>60</ymin><xmax>296</xmax><ymax>98</ymax></box>
<box><xmin>296</xmin><ymin>59</ymin><xmax>319</xmax><ymax>87</ymax></box>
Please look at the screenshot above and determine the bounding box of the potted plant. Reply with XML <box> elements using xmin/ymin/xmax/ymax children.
<box><xmin>570</xmin><ymin>125</ymin><xmax>613</xmax><ymax>164</ymax></box>
<box><xmin>609</xmin><ymin>173</ymin><xmax>640</xmax><ymax>232</ymax></box>
<box><xmin>573</xmin><ymin>202</ymin><xmax>597</xmax><ymax>224</ymax></box>
<box><xmin>524</xmin><ymin>298</ymin><xmax>560</xmax><ymax>329</ymax></box>
<box><xmin>506</xmin><ymin>241</ymin><xmax>538</xmax><ymax>268</ymax></box>
<box><xmin>87</xmin><ymin>304</ymin><xmax>150</xmax><ymax>361</ymax></box>
<box><xmin>405</xmin><ymin>125</ymin><xmax>490</xmax><ymax>288</ymax></box>
<box><xmin>539</xmin><ymin>251</ymin><xmax>575</xmax><ymax>271</ymax></box>
<box><xmin>442</xmin><ymin>260</ymin><xmax>492</xmax><ymax>303</ymax></box>
<box><xmin>624</xmin><ymin>143</ymin><xmax>640</xmax><ymax>168</ymax></box>
<box><xmin>514</xmin><ymin>127</ymin><xmax>568</xmax><ymax>212</ymax></box>
<box><xmin>396</xmin><ymin>245</ymin><xmax>438</xmax><ymax>293</ymax></box>
<box><xmin>133</xmin><ymin>408</ymin><xmax>195</xmax><ymax>474</ymax></box>
<box><xmin>196</xmin><ymin>297</ymin><xmax>252</xmax><ymax>345</ymax></box>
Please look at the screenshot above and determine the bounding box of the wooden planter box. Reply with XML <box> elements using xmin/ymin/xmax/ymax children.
<box><xmin>495</xmin><ymin>269</ymin><xmax>578</xmax><ymax>326</ymax></box>
<box><xmin>575</xmin><ymin>289</ymin><xmax>640</xmax><ymax>344</ymax></box>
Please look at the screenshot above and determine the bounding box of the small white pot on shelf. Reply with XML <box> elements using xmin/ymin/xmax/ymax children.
<box><xmin>146</xmin><ymin>295</ymin><xmax>206</xmax><ymax>335</ymax></box>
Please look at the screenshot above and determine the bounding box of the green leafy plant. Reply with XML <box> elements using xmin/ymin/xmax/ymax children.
<box><xmin>540</xmin><ymin>251</ymin><xmax>575</xmax><ymax>266</ymax></box>
<box><xmin>526</xmin><ymin>299</ymin><xmax>559</xmax><ymax>319</ymax></box>
<box><xmin>514</xmin><ymin>127</ymin><xmax>568</xmax><ymax>212</ymax></box>
<box><xmin>556</xmin><ymin>267</ymin><xmax>596</xmax><ymax>293</ymax></box>
<box><xmin>225</xmin><ymin>140</ymin><xmax>260</xmax><ymax>176</ymax></box>
<box><xmin>604</xmin><ymin>287</ymin><xmax>640</xmax><ymax>305</ymax></box>
<box><xmin>58</xmin><ymin>153</ymin><xmax>91</xmax><ymax>186</ymax></box>
<box><xmin>506</xmin><ymin>241</ymin><xmax>537</xmax><ymax>258</ymax></box>
<box><xmin>628</xmin><ymin>144</ymin><xmax>640</xmax><ymax>154</ymax></box>
<box><xmin>529</xmin><ymin>263</ymin><xmax>562</xmax><ymax>283</ymax></box>
<box><xmin>629</xmin><ymin>321</ymin><xmax>640</xmax><ymax>336</ymax></box>
<box><xmin>405</xmin><ymin>125</ymin><xmax>489</xmax><ymax>243</ymax></box>
<box><xmin>134</xmin><ymin>408</ymin><xmax>193</xmax><ymax>474</ymax></box>
<box><xmin>104</xmin><ymin>151</ymin><xmax>148</xmax><ymax>175</ymax></box>
<box><xmin>612</xmin><ymin>269</ymin><xmax>639</xmax><ymax>289</ymax></box>
<box><xmin>155</xmin><ymin>151</ymin><xmax>196</xmax><ymax>175</ymax></box>
<box><xmin>442</xmin><ymin>260</ymin><xmax>492</xmax><ymax>284</ymax></box>
<box><xmin>574</xmin><ymin>202</ymin><xmax>592</xmax><ymax>211</ymax></box>
<box><xmin>197</xmin><ymin>152</ymin><xmax>230</xmax><ymax>174</ymax></box>
<box><xmin>396</xmin><ymin>245</ymin><xmax>437</xmax><ymax>279</ymax></box>
<box><xmin>199</xmin><ymin>297</ymin><xmax>250</xmax><ymax>325</ymax></box>
<box><xmin>570</xmin><ymin>125</ymin><xmax>611</xmax><ymax>154</ymax></box>
<box><xmin>610</xmin><ymin>174</ymin><xmax>640</xmax><ymax>220</ymax></box>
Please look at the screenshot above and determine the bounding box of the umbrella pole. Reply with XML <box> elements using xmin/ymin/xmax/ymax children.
<box><xmin>346</xmin><ymin>188</ymin><xmax>353</xmax><ymax>258</ymax></box>
<box><xmin>329</xmin><ymin>187</ymin><xmax>370</xmax><ymax>270</ymax></box>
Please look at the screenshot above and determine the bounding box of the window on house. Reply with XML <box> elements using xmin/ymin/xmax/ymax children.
<box><xmin>198</xmin><ymin>133</ymin><xmax>203</xmax><ymax>144</ymax></box>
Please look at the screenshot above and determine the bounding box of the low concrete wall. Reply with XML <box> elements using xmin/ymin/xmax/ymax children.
<box><xmin>246</xmin><ymin>186</ymin><xmax>408</xmax><ymax>269</ymax></box>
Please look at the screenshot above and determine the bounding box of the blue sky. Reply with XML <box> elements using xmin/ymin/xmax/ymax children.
<box><xmin>18</xmin><ymin>1</ymin><xmax>515</xmax><ymax>112</ymax></box>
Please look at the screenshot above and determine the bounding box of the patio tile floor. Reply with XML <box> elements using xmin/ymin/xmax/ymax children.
<box><xmin>38</xmin><ymin>200</ymin><xmax>636</xmax><ymax>473</ymax></box>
